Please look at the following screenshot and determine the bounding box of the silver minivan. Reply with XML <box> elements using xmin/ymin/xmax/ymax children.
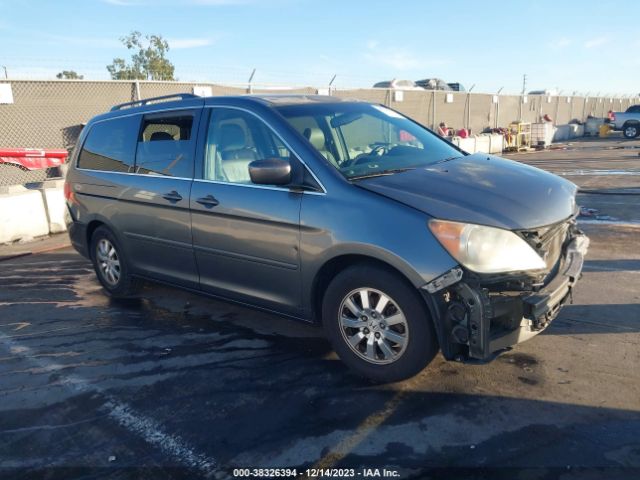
<box><xmin>65</xmin><ymin>94</ymin><xmax>588</xmax><ymax>382</ymax></box>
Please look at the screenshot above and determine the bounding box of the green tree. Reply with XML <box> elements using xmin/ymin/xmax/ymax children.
<box><xmin>106</xmin><ymin>31</ymin><xmax>175</xmax><ymax>81</ymax></box>
<box><xmin>56</xmin><ymin>70</ymin><xmax>83</xmax><ymax>79</ymax></box>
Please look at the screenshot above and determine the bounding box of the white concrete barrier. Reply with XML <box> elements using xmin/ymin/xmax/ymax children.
<box><xmin>40</xmin><ymin>182</ymin><xmax>67</xmax><ymax>233</ymax></box>
<box><xmin>457</xmin><ymin>137</ymin><xmax>476</xmax><ymax>153</ymax></box>
<box><xmin>475</xmin><ymin>135</ymin><xmax>490</xmax><ymax>153</ymax></box>
<box><xmin>553</xmin><ymin>125</ymin><xmax>572</xmax><ymax>142</ymax></box>
<box><xmin>0</xmin><ymin>187</ymin><xmax>50</xmax><ymax>243</ymax></box>
<box><xmin>557</xmin><ymin>124</ymin><xmax>584</xmax><ymax>140</ymax></box>
<box><xmin>585</xmin><ymin>117</ymin><xmax>605</xmax><ymax>136</ymax></box>
<box><xmin>451</xmin><ymin>134</ymin><xmax>504</xmax><ymax>154</ymax></box>
<box><xmin>487</xmin><ymin>134</ymin><xmax>503</xmax><ymax>153</ymax></box>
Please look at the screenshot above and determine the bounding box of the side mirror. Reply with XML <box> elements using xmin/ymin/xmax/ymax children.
<box><xmin>248</xmin><ymin>158</ymin><xmax>292</xmax><ymax>186</ymax></box>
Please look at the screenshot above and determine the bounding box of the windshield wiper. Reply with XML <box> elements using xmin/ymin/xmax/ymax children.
<box><xmin>349</xmin><ymin>167</ymin><xmax>416</xmax><ymax>180</ymax></box>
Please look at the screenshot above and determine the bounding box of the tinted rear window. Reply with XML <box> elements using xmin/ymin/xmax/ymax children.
<box><xmin>133</xmin><ymin>113</ymin><xmax>194</xmax><ymax>178</ymax></box>
<box><xmin>78</xmin><ymin>116</ymin><xmax>139</xmax><ymax>172</ymax></box>
<box><xmin>626</xmin><ymin>105</ymin><xmax>640</xmax><ymax>113</ymax></box>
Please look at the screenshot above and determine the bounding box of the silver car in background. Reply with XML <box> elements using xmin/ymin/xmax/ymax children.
<box><xmin>609</xmin><ymin>105</ymin><xmax>640</xmax><ymax>138</ymax></box>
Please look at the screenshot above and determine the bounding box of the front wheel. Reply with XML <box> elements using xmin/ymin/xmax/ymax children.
<box><xmin>322</xmin><ymin>264</ymin><xmax>438</xmax><ymax>383</ymax></box>
<box><xmin>623</xmin><ymin>124</ymin><xmax>639</xmax><ymax>139</ymax></box>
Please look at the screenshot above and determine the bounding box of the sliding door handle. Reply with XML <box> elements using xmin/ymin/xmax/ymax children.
<box><xmin>162</xmin><ymin>190</ymin><xmax>183</xmax><ymax>202</ymax></box>
<box><xmin>196</xmin><ymin>194</ymin><xmax>219</xmax><ymax>208</ymax></box>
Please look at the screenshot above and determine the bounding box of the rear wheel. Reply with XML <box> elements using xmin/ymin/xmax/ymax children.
<box><xmin>623</xmin><ymin>123</ymin><xmax>639</xmax><ymax>139</ymax></box>
<box><xmin>90</xmin><ymin>226</ymin><xmax>140</xmax><ymax>297</ymax></box>
<box><xmin>322</xmin><ymin>264</ymin><xmax>438</xmax><ymax>382</ymax></box>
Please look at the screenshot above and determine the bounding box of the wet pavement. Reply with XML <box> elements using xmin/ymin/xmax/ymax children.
<box><xmin>1</xmin><ymin>137</ymin><xmax>639</xmax><ymax>479</ymax></box>
<box><xmin>505</xmin><ymin>136</ymin><xmax>640</xmax><ymax>225</ymax></box>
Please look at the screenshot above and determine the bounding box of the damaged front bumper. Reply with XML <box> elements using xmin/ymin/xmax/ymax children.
<box><xmin>422</xmin><ymin>230</ymin><xmax>589</xmax><ymax>361</ymax></box>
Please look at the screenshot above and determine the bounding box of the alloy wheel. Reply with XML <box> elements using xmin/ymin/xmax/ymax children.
<box><xmin>338</xmin><ymin>287</ymin><xmax>409</xmax><ymax>364</ymax></box>
<box><xmin>96</xmin><ymin>238</ymin><xmax>121</xmax><ymax>286</ymax></box>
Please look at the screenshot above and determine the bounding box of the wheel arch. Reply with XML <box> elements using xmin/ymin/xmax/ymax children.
<box><xmin>84</xmin><ymin>215</ymin><xmax>126</xmax><ymax>260</ymax></box>
<box><xmin>310</xmin><ymin>253</ymin><xmax>428</xmax><ymax>325</ymax></box>
<box><xmin>86</xmin><ymin>219</ymin><xmax>104</xmax><ymax>250</ymax></box>
<box><xmin>622</xmin><ymin>121</ymin><xmax>640</xmax><ymax>139</ymax></box>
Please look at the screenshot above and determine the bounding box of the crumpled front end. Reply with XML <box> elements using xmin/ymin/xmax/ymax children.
<box><xmin>422</xmin><ymin>218</ymin><xmax>589</xmax><ymax>361</ymax></box>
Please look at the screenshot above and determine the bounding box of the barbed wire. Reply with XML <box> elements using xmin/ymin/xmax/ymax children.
<box><xmin>2</xmin><ymin>57</ymin><xmax>637</xmax><ymax>97</ymax></box>
<box><xmin>0</xmin><ymin>57</ymin><xmax>383</xmax><ymax>90</ymax></box>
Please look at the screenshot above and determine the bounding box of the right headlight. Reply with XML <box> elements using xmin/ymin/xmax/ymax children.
<box><xmin>429</xmin><ymin>219</ymin><xmax>546</xmax><ymax>274</ymax></box>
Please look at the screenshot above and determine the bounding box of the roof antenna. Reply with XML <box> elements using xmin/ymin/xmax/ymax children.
<box><xmin>247</xmin><ymin>68</ymin><xmax>256</xmax><ymax>94</ymax></box>
<box><xmin>328</xmin><ymin>74</ymin><xmax>337</xmax><ymax>95</ymax></box>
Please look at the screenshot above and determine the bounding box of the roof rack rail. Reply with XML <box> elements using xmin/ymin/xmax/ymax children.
<box><xmin>110</xmin><ymin>93</ymin><xmax>199</xmax><ymax>111</ymax></box>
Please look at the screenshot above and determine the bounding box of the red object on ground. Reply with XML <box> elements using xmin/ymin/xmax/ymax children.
<box><xmin>0</xmin><ymin>148</ymin><xmax>68</xmax><ymax>170</ymax></box>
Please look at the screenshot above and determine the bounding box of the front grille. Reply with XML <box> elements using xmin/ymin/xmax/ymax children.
<box><xmin>541</xmin><ymin>224</ymin><xmax>569</xmax><ymax>271</ymax></box>
<box><xmin>520</xmin><ymin>220</ymin><xmax>571</xmax><ymax>275</ymax></box>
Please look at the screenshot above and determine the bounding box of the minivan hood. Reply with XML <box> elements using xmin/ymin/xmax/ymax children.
<box><xmin>355</xmin><ymin>154</ymin><xmax>577</xmax><ymax>230</ymax></box>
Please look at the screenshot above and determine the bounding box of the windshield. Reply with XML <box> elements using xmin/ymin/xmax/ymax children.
<box><xmin>277</xmin><ymin>102</ymin><xmax>463</xmax><ymax>179</ymax></box>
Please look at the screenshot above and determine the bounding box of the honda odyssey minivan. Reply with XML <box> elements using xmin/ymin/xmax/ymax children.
<box><xmin>65</xmin><ymin>93</ymin><xmax>589</xmax><ymax>382</ymax></box>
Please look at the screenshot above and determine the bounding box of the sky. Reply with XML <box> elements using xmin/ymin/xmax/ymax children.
<box><xmin>0</xmin><ymin>0</ymin><xmax>638</xmax><ymax>94</ymax></box>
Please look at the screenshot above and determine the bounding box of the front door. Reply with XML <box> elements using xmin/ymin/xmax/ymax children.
<box><xmin>190</xmin><ymin>107</ymin><xmax>303</xmax><ymax>313</ymax></box>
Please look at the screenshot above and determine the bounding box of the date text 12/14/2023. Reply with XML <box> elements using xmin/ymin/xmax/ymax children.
<box><xmin>232</xmin><ymin>468</ymin><xmax>401</xmax><ymax>478</ymax></box>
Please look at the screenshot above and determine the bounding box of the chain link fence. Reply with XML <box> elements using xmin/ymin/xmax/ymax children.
<box><xmin>0</xmin><ymin>164</ymin><xmax>64</xmax><ymax>187</ymax></box>
<box><xmin>1</xmin><ymin>80</ymin><xmax>638</xmax><ymax>187</ymax></box>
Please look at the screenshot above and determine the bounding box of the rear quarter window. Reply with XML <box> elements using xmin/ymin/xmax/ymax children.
<box><xmin>77</xmin><ymin>116</ymin><xmax>139</xmax><ymax>172</ymax></box>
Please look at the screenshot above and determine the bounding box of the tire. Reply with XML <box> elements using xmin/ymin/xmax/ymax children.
<box><xmin>322</xmin><ymin>264</ymin><xmax>438</xmax><ymax>383</ymax></box>
<box><xmin>623</xmin><ymin>123</ymin><xmax>639</xmax><ymax>139</ymax></box>
<box><xmin>90</xmin><ymin>225</ymin><xmax>140</xmax><ymax>297</ymax></box>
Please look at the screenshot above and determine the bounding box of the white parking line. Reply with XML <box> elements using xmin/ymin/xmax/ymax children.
<box><xmin>102</xmin><ymin>397</ymin><xmax>218</xmax><ymax>475</ymax></box>
<box><xmin>0</xmin><ymin>331</ymin><xmax>223</xmax><ymax>478</ymax></box>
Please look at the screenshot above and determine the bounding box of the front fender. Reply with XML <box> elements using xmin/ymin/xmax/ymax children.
<box><xmin>300</xmin><ymin>187</ymin><xmax>459</xmax><ymax>315</ymax></box>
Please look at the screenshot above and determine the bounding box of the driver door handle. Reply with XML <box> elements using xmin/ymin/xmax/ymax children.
<box><xmin>162</xmin><ymin>190</ymin><xmax>183</xmax><ymax>202</ymax></box>
<box><xmin>196</xmin><ymin>194</ymin><xmax>219</xmax><ymax>208</ymax></box>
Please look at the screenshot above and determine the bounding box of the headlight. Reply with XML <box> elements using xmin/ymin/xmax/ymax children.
<box><xmin>429</xmin><ymin>219</ymin><xmax>546</xmax><ymax>274</ymax></box>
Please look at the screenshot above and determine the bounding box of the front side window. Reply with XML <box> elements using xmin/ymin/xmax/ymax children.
<box><xmin>134</xmin><ymin>112</ymin><xmax>195</xmax><ymax>178</ymax></box>
<box><xmin>78</xmin><ymin>115</ymin><xmax>139</xmax><ymax>172</ymax></box>
<box><xmin>277</xmin><ymin>103</ymin><xmax>462</xmax><ymax>180</ymax></box>
<box><xmin>204</xmin><ymin>108</ymin><xmax>292</xmax><ymax>185</ymax></box>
